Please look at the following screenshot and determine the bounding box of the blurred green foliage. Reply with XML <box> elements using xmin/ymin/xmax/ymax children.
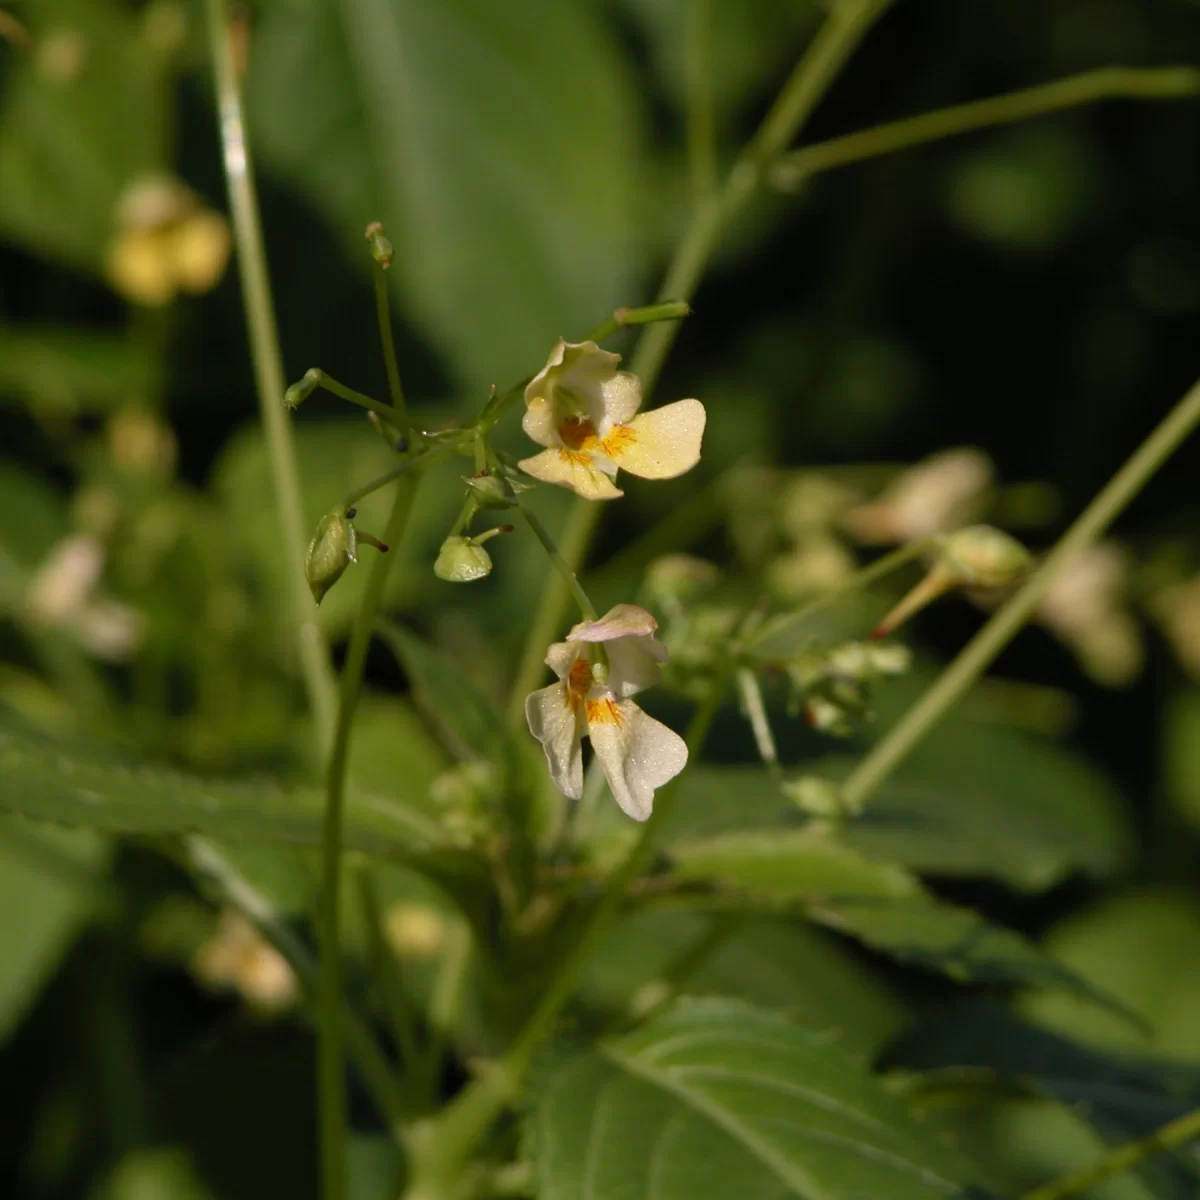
<box><xmin>3</xmin><ymin>0</ymin><xmax>1200</xmax><ymax>1198</ymax></box>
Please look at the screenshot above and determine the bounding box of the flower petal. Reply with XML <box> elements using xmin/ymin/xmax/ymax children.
<box><xmin>604</xmin><ymin>635</ymin><xmax>668</xmax><ymax>697</ymax></box>
<box><xmin>568</xmin><ymin>603</ymin><xmax>659</xmax><ymax>643</ymax></box>
<box><xmin>521</xmin><ymin>396</ymin><xmax>561</xmax><ymax>449</ymax></box>
<box><xmin>526</xmin><ymin>683</ymin><xmax>584</xmax><ymax>799</ymax></box>
<box><xmin>518</xmin><ymin>448</ymin><xmax>623</xmax><ymax>500</ymax></box>
<box><xmin>544</xmin><ymin>640</ymin><xmax>580</xmax><ymax>683</ymax></box>
<box><xmin>604</xmin><ymin>399</ymin><xmax>706</xmax><ymax>480</ymax></box>
<box><xmin>586</xmin><ymin>697</ymin><xmax>688</xmax><ymax>821</ymax></box>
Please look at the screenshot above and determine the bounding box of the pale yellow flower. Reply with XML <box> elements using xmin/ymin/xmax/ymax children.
<box><xmin>518</xmin><ymin>340</ymin><xmax>705</xmax><ymax>500</ymax></box>
<box><xmin>525</xmin><ymin>604</ymin><xmax>687</xmax><ymax>820</ymax></box>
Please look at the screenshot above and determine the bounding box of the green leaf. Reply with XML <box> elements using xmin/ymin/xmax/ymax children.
<box><xmin>0</xmin><ymin>0</ymin><xmax>163</xmax><ymax>270</ymax></box>
<box><xmin>97</xmin><ymin>1148</ymin><xmax>216</xmax><ymax>1200</ymax></box>
<box><xmin>248</xmin><ymin>0</ymin><xmax>644</xmax><ymax>393</ymax></box>
<box><xmin>375</xmin><ymin>620</ymin><xmax>514</xmax><ymax>770</ymax></box>
<box><xmin>888</xmin><ymin>1003</ymin><xmax>1200</xmax><ymax>1200</ymax></box>
<box><xmin>1020</xmin><ymin>889</ymin><xmax>1200</xmax><ymax>1060</ymax></box>
<box><xmin>0</xmin><ymin>716</ymin><xmax>454</xmax><ymax>862</ymax></box>
<box><xmin>579</xmin><ymin>911</ymin><xmax>909</xmax><ymax>1056</ymax></box>
<box><xmin>526</xmin><ymin>999</ymin><xmax>988</xmax><ymax>1199</ymax></box>
<box><xmin>0</xmin><ymin>325</ymin><xmax>155</xmax><ymax>413</ymax></box>
<box><xmin>0</xmin><ymin>816</ymin><xmax>108</xmax><ymax>1041</ymax></box>
<box><xmin>811</xmin><ymin>897</ymin><xmax>1144</xmax><ymax>1023</ymax></box>
<box><xmin>668</xmin><ymin>828</ymin><xmax>923</xmax><ymax>901</ymax></box>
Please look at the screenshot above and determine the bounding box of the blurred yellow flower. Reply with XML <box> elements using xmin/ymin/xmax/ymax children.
<box><xmin>105</xmin><ymin>175</ymin><xmax>231</xmax><ymax>307</ymax></box>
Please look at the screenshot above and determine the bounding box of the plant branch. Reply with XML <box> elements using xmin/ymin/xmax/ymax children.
<box><xmin>1020</xmin><ymin>1104</ymin><xmax>1200</xmax><ymax>1200</ymax></box>
<box><xmin>772</xmin><ymin>65</ymin><xmax>1200</xmax><ymax>189</ymax></box>
<box><xmin>319</xmin><ymin>477</ymin><xmax>419</xmax><ymax>1200</ymax></box>
<box><xmin>204</xmin><ymin>0</ymin><xmax>337</xmax><ymax>746</ymax></box>
<box><xmin>373</xmin><ymin>261</ymin><xmax>409</xmax><ymax>430</ymax></box>
<box><xmin>840</xmin><ymin>371</ymin><xmax>1200</xmax><ymax>813</ymax></box>
<box><xmin>685</xmin><ymin>0</ymin><xmax>717</xmax><ymax>202</ymax></box>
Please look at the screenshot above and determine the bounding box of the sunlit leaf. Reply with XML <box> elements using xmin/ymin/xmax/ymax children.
<box><xmin>248</xmin><ymin>0</ymin><xmax>644</xmax><ymax>392</ymax></box>
<box><xmin>526</xmin><ymin>999</ymin><xmax>990</xmax><ymax>1199</ymax></box>
<box><xmin>668</xmin><ymin>828</ymin><xmax>922</xmax><ymax>900</ymax></box>
<box><xmin>0</xmin><ymin>0</ymin><xmax>163</xmax><ymax>270</ymax></box>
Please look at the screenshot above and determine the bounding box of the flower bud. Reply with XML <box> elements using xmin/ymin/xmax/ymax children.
<box><xmin>284</xmin><ymin>369</ymin><xmax>319</xmax><ymax>410</ymax></box>
<box><xmin>644</xmin><ymin>554</ymin><xmax>719</xmax><ymax>607</ymax></box>
<box><xmin>305</xmin><ymin>511</ymin><xmax>356</xmax><ymax>604</ymax></box>
<box><xmin>434</xmin><ymin>535</ymin><xmax>492</xmax><ymax>583</ymax></box>
<box><xmin>783</xmin><ymin>775</ymin><xmax>854</xmax><ymax>818</ymax></box>
<box><xmin>465</xmin><ymin>471</ymin><xmax>517</xmax><ymax>510</ymax></box>
<box><xmin>365</xmin><ymin>221</ymin><xmax>394</xmax><ymax>268</ymax></box>
<box><xmin>939</xmin><ymin>524</ymin><xmax>1031</xmax><ymax>588</ymax></box>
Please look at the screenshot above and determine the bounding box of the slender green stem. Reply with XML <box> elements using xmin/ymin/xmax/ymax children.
<box><xmin>426</xmin><ymin>917</ymin><xmax>472</xmax><ymax>1087</ymax></box>
<box><xmin>293</xmin><ymin>368</ymin><xmax>395</xmax><ymax>422</ymax></box>
<box><xmin>340</xmin><ymin>445</ymin><xmax>448</xmax><ymax>514</ymax></box>
<box><xmin>183</xmin><ymin>838</ymin><xmax>410</xmax><ymax>1142</ymax></box>
<box><xmin>508</xmin><ymin>499</ymin><xmax>601</xmax><ymax>721</ymax></box>
<box><xmin>406</xmin><ymin>663</ymin><xmax>733</xmax><ymax>1197</ymax></box>
<box><xmin>319</xmin><ymin>479</ymin><xmax>419</xmax><ymax>1200</ymax></box>
<box><xmin>748</xmin><ymin>539</ymin><xmax>929</xmax><ymax>656</ymax></box>
<box><xmin>373</xmin><ymin>262</ymin><xmax>409</xmax><ymax>429</ymax></box>
<box><xmin>840</xmin><ymin>371</ymin><xmax>1200</xmax><ymax>814</ymax></box>
<box><xmin>204</xmin><ymin>0</ymin><xmax>337</xmax><ymax>746</ymax></box>
<box><xmin>615</xmin><ymin>911</ymin><xmax>747</xmax><ymax>1031</ymax></box>
<box><xmin>685</xmin><ymin>0</ymin><xmax>717</xmax><ymax>202</ymax></box>
<box><xmin>511</xmin><ymin>0</ymin><xmax>896</xmax><ymax>701</ymax></box>
<box><xmin>736</xmin><ymin>667</ymin><xmax>781</xmax><ymax>780</ymax></box>
<box><xmin>1020</xmin><ymin>1104</ymin><xmax>1200</xmax><ymax>1200</ymax></box>
<box><xmin>581</xmin><ymin>300</ymin><xmax>693</xmax><ymax>345</ymax></box>
<box><xmin>772</xmin><ymin>65</ymin><xmax>1200</xmax><ymax>189</ymax></box>
<box><xmin>521</xmin><ymin>506</ymin><xmax>599</xmax><ymax>622</ymax></box>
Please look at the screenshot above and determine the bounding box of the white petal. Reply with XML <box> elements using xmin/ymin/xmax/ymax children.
<box><xmin>524</xmin><ymin>338</ymin><xmax>569</xmax><ymax>407</ymax></box>
<box><xmin>604</xmin><ymin>399</ymin><xmax>706</xmax><ymax>480</ymax></box>
<box><xmin>521</xmin><ymin>396</ymin><xmax>561</xmax><ymax>449</ymax></box>
<box><xmin>604</xmin><ymin>634</ymin><xmax>668</xmax><ymax>698</ymax></box>
<box><xmin>557</xmin><ymin>342</ymin><xmax>624</xmax><ymax>423</ymax></box>
<box><xmin>586</xmin><ymin>697</ymin><xmax>688</xmax><ymax>821</ymax></box>
<box><xmin>518</xmin><ymin>448</ymin><xmax>623</xmax><ymax>500</ymax></box>
<box><xmin>525</xmin><ymin>683</ymin><xmax>584</xmax><ymax>799</ymax></box>
<box><xmin>568</xmin><ymin>603</ymin><xmax>658</xmax><ymax>643</ymax></box>
<box><xmin>595</xmin><ymin>371</ymin><xmax>642</xmax><ymax>430</ymax></box>
<box><xmin>544</xmin><ymin>640</ymin><xmax>581</xmax><ymax>683</ymax></box>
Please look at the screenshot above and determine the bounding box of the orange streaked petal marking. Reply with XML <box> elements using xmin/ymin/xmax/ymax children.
<box><xmin>598</xmin><ymin>424</ymin><xmax>638</xmax><ymax>458</ymax></box>
<box><xmin>585</xmin><ymin>697</ymin><xmax>624</xmax><ymax>726</ymax></box>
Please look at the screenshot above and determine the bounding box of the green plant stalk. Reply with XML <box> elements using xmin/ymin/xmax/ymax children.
<box><xmin>509</xmin><ymin>0</ymin><xmax>896</xmax><ymax>709</ymax></box>
<box><xmin>340</xmin><ymin>445</ymin><xmax>449</xmax><ymax>513</ymax></box>
<box><xmin>184</xmin><ymin>838</ymin><xmax>409</xmax><ymax>1141</ymax></box>
<box><xmin>295</xmin><ymin>368</ymin><xmax>395</xmax><ymax>422</ymax></box>
<box><xmin>685</xmin><ymin>0</ymin><xmax>717</xmax><ymax>202</ymax></box>
<box><xmin>748</xmin><ymin>538</ymin><xmax>930</xmax><ymax>654</ymax></box>
<box><xmin>373</xmin><ymin>262</ymin><xmax>409</xmax><ymax>428</ymax></box>
<box><xmin>840</xmin><ymin>371</ymin><xmax>1200</xmax><ymax>813</ymax></box>
<box><xmin>204</xmin><ymin>0</ymin><xmax>337</xmax><ymax>745</ymax></box>
<box><xmin>1020</xmin><ymin>1103</ymin><xmax>1200</xmax><ymax>1200</ymax></box>
<box><xmin>581</xmin><ymin>300</ymin><xmax>693</xmax><ymax>345</ymax></box>
<box><xmin>521</xmin><ymin>506</ymin><xmax>599</xmax><ymax>622</ymax></box>
<box><xmin>319</xmin><ymin>477</ymin><xmax>419</xmax><ymax>1200</ymax></box>
<box><xmin>405</xmin><ymin>664</ymin><xmax>732</xmax><ymax>1197</ymax></box>
<box><xmin>772</xmin><ymin>65</ymin><xmax>1200</xmax><ymax>188</ymax></box>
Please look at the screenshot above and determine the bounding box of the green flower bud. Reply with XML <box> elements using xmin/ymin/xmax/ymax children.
<box><xmin>465</xmin><ymin>472</ymin><xmax>516</xmax><ymax>510</ymax></box>
<box><xmin>783</xmin><ymin>775</ymin><xmax>855</xmax><ymax>818</ymax></box>
<box><xmin>365</xmin><ymin>221</ymin><xmax>394</xmax><ymax>268</ymax></box>
<box><xmin>305</xmin><ymin>511</ymin><xmax>356</xmax><ymax>604</ymax></box>
<box><xmin>284</xmin><ymin>369</ymin><xmax>319</xmax><ymax>411</ymax></box>
<box><xmin>434</xmin><ymin>536</ymin><xmax>492</xmax><ymax>583</ymax></box>
<box><xmin>939</xmin><ymin>524</ymin><xmax>1031</xmax><ymax>588</ymax></box>
<box><xmin>644</xmin><ymin>554</ymin><xmax>719</xmax><ymax>607</ymax></box>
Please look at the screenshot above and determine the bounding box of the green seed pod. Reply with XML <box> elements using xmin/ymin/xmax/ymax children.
<box><xmin>365</xmin><ymin>221</ymin><xmax>394</xmax><ymax>268</ymax></box>
<box><xmin>434</xmin><ymin>536</ymin><xmax>492</xmax><ymax>583</ymax></box>
<box><xmin>305</xmin><ymin>511</ymin><xmax>356</xmax><ymax>604</ymax></box>
<box><xmin>940</xmin><ymin>524</ymin><xmax>1031</xmax><ymax>588</ymax></box>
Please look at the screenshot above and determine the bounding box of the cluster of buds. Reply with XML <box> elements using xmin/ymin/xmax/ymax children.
<box><xmin>433</xmin><ymin>466</ymin><xmax>527</xmax><ymax>585</ymax></box>
<box><xmin>428</xmin><ymin>760</ymin><xmax>502</xmax><ymax>846</ymax></box>
<box><xmin>785</xmin><ymin>640</ymin><xmax>912</xmax><ymax>737</ymax></box>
